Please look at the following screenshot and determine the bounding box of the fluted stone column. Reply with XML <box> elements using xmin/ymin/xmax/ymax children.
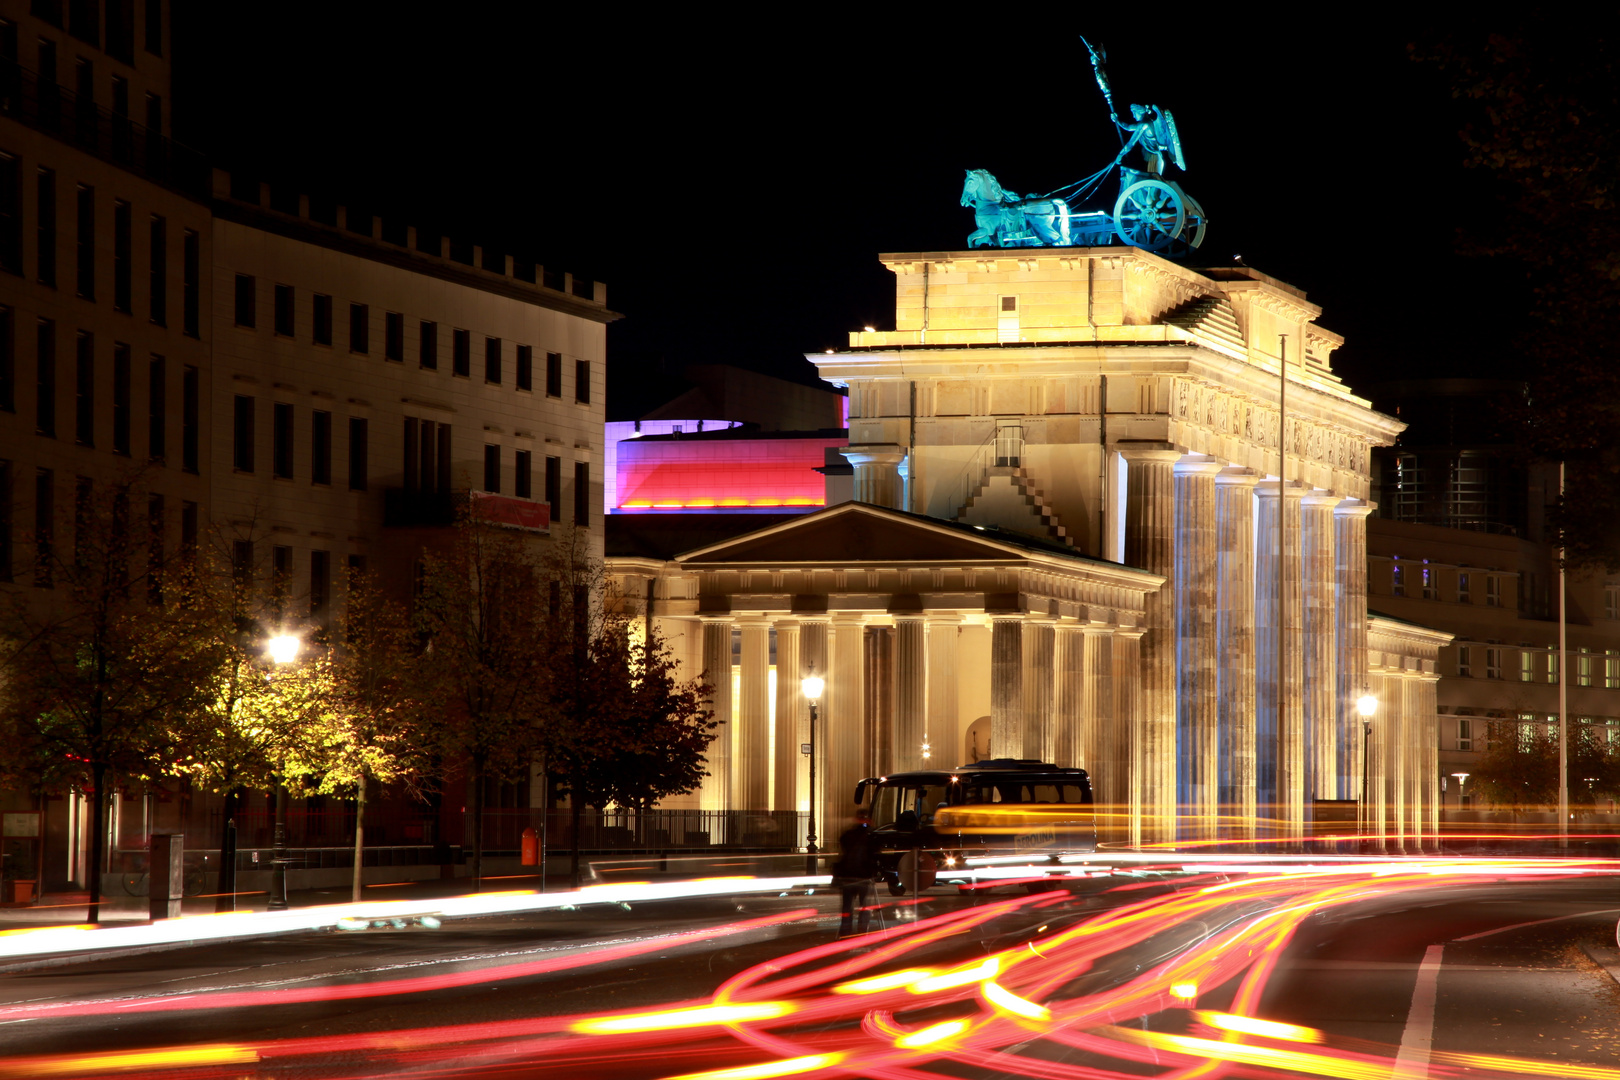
<box><xmin>1334</xmin><ymin>501</ymin><xmax>1372</xmax><ymax>802</ymax></box>
<box><xmin>737</xmin><ymin>619</ymin><xmax>771</xmax><ymax>811</ymax></box>
<box><xmin>863</xmin><ymin>627</ymin><xmax>894</xmax><ymax>778</ymax></box>
<box><xmin>1364</xmin><ymin>674</ymin><xmax>1388</xmax><ymax>852</ymax></box>
<box><xmin>840</xmin><ymin>445</ymin><xmax>906</xmax><ymax>509</ymax></box>
<box><xmin>1175</xmin><ymin>455</ymin><xmax>1222</xmax><ymax>840</ymax></box>
<box><xmin>1256</xmin><ymin>481</ymin><xmax>1305</xmax><ymax>840</ymax></box>
<box><xmin>699</xmin><ymin>616</ymin><xmax>734</xmax><ymax>811</ymax></box>
<box><xmin>1423</xmin><ymin>677</ymin><xmax>1440</xmax><ymax>852</ymax></box>
<box><xmin>894</xmin><ymin>616</ymin><xmax>927</xmax><ymax>772</ymax></box>
<box><xmin>1404</xmin><ymin>677</ymin><xmax>1423</xmax><ymax>853</ymax></box>
<box><xmin>800</xmin><ymin>618</ymin><xmax>829</xmax><ymax>824</ymax></box>
<box><xmin>1023</xmin><ymin>618</ymin><xmax>1056</xmax><ymax>764</ymax></box>
<box><xmin>1112</xmin><ymin>629</ymin><xmax>1144</xmax><ymax>847</ymax></box>
<box><xmin>1385</xmin><ymin>674</ymin><xmax>1407</xmax><ymax>853</ymax></box>
<box><xmin>991</xmin><ymin>615</ymin><xmax>1024</xmax><ymax>759</ymax></box>
<box><xmin>1302</xmin><ymin>493</ymin><xmax>1339</xmax><ymax>804</ymax></box>
<box><xmin>926</xmin><ymin>616</ymin><xmax>960</xmax><ymax>767</ymax></box>
<box><xmin>773</xmin><ymin>621</ymin><xmax>801</xmax><ymax>812</ymax></box>
<box><xmin>1216</xmin><ymin>469</ymin><xmax>1258</xmax><ymax>839</ymax></box>
<box><xmin>828</xmin><ymin>617</ymin><xmax>867</xmax><ymax>835</ymax></box>
<box><xmin>1052</xmin><ymin>624</ymin><xmax>1086</xmax><ymax>769</ymax></box>
<box><xmin>1122</xmin><ymin>445</ymin><xmax>1180</xmax><ymax>844</ymax></box>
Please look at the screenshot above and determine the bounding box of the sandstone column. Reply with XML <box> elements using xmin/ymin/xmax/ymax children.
<box><xmin>773</xmin><ymin>620</ymin><xmax>801</xmax><ymax>813</ymax></box>
<box><xmin>1023</xmin><ymin>618</ymin><xmax>1056</xmax><ymax>764</ymax></box>
<box><xmin>839</xmin><ymin>445</ymin><xmax>906</xmax><ymax>509</ymax></box>
<box><xmin>1083</xmin><ymin>626</ymin><xmax>1117</xmax><ymax>831</ymax></box>
<box><xmin>1404</xmin><ymin>677</ymin><xmax>1423</xmax><ymax>854</ymax></box>
<box><xmin>1216</xmin><ymin>468</ymin><xmax>1258</xmax><ymax>840</ymax></box>
<box><xmin>1385</xmin><ymin>674</ymin><xmax>1407</xmax><ymax>854</ymax></box>
<box><xmin>800</xmin><ymin>618</ymin><xmax>829</xmax><ymax>834</ymax></box>
<box><xmin>699</xmin><ymin>616</ymin><xmax>734</xmax><ymax>812</ymax></box>
<box><xmin>1122</xmin><ymin>445</ymin><xmax>1180</xmax><ymax>844</ymax></box>
<box><xmin>1302</xmin><ymin>493</ymin><xmax>1339</xmax><ymax>806</ymax></box>
<box><xmin>737</xmin><ymin>619</ymin><xmax>771</xmax><ymax>811</ymax></box>
<box><xmin>1052</xmin><ymin>624</ymin><xmax>1085</xmax><ymax>769</ymax></box>
<box><xmin>828</xmin><ymin>617</ymin><xmax>867</xmax><ymax>835</ymax></box>
<box><xmin>863</xmin><ymin>626</ymin><xmax>893</xmax><ymax>778</ymax></box>
<box><xmin>1112</xmin><ymin>629</ymin><xmax>1144</xmax><ymax>847</ymax></box>
<box><xmin>926</xmin><ymin>616</ymin><xmax>960</xmax><ymax>768</ymax></box>
<box><xmin>991</xmin><ymin>615</ymin><xmax>1024</xmax><ymax>759</ymax></box>
<box><xmin>894</xmin><ymin>615</ymin><xmax>927</xmax><ymax>772</ymax></box>
<box><xmin>1364</xmin><ymin>674</ymin><xmax>1387</xmax><ymax>853</ymax></box>
<box><xmin>1175</xmin><ymin>455</ymin><xmax>1222</xmax><ymax>840</ymax></box>
<box><xmin>1422</xmin><ymin>676</ymin><xmax>1440</xmax><ymax>852</ymax></box>
<box><xmin>1256</xmin><ymin>481</ymin><xmax>1305</xmax><ymax>840</ymax></box>
<box><xmin>1334</xmin><ymin>500</ymin><xmax>1372</xmax><ymax>802</ymax></box>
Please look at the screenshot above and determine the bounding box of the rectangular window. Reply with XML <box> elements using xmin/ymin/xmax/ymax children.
<box><xmin>232</xmin><ymin>395</ymin><xmax>254</xmax><ymax>471</ymax></box>
<box><xmin>1578</xmin><ymin>649</ymin><xmax>1593</xmax><ymax>688</ymax></box>
<box><xmin>69</xmin><ymin>0</ymin><xmax>98</xmax><ymax>43</ymax></box>
<box><xmin>272</xmin><ymin>402</ymin><xmax>293</xmax><ymax>479</ymax></box>
<box><xmin>1457</xmin><ymin>571</ymin><xmax>1470</xmax><ymax>604</ymax></box>
<box><xmin>347</xmin><ymin>416</ymin><xmax>367</xmax><ymax>491</ymax></box>
<box><xmin>179</xmin><ymin>363</ymin><xmax>197</xmax><ymax>471</ymax></box>
<box><xmin>273</xmin><ymin>284</ymin><xmax>293</xmax><ymax>336</ymax></box>
<box><xmin>575</xmin><ymin>359</ymin><xmax>590</xmax><ymax>404</ymax></box>
<box><xmin>0</xmin><ymin>151</ymin><xmax>17</xmax><ymax>276</ymax></box>
<box><xmin>306</xmin><ymin>293</ymin><xmax>331</xmax><ymax>346</ymax></box>
<box><xmin>232</xmin><ymin>539</ymin><xmax>253</xmax><ymax>590</ymax></box>
<box><xmin>1521</xmin><ymin>649</ymin><xmax>1534</xmax><ymax>683</ymax></box>
<box><xmin>181</xmin><ymin>229</ymin><xmax>198</xmax><ymax>336</ymax></box>
<box><xmin>0</xmin><ymin>305</ymin><xmax>11</xmax><ymax>412</ymax></box>
<box><xmin>384</xmin><ymin>311</ymin><xmax>403</xmax><ymax>361</ymax></box>
<box><xmin>483</xmin><ymin>443</ymin><xmax>500</xmax><ymax>493</ymax></box>
<box><xmin>179</xmin><ymin>500</ymin><xmax>196</xmax><ymax>565</ymax></box>
<box><xmin>112</xmin><ymin>199</ymin><xmax>130</xmax><ymax>312</ymax></box>
<box><xmin>1548</xmin><ymin>650</ymin><xmax>1559</xmax><ymax>685</ymax></box>
<box><xmin>33</xmin><ymin>467</ymin><xmax>52</xmax><ymax>587</ymax></box>
<box><xmin>144</xmin><ymin>91</ymin><xmax>160</xmax><ymax>143</ymax></box>
<box><xmin>515</xmin><ymin>449</ymin><xmax>531</xmax><ymax>499</ymax></box>
<box><xmin>1486</xmin><ymin>576</ymin><xmax>1502</xmax><ymax>607</ymax></box>
<box><xmin>1457</xmin><ymin>645</ymin><xmax>1472</xmax><ymax>678</ymax></box>
<box><xmin>75</xmin><ymin>184</ymin><xmax>93</xmax><ymax>298</ymax></box>
<box><xmin>311</xmin><ymin>409</ymin><xmax>331</xmax><ymax>485</ymax></box>
<box><xmin>232</xmin><ymin>273</ymin><xmax>254</xmax><ymax>328</ymax></box>
<box><xmin>73</xmin><ymin>330</ymin><xmax>92</xmax><ymax>445</ymax></box>
<box><xmin>111</xmin><ymin>342</ymin><xmax>129</xmax><ymax>455</ymax></box>
<box><xmin>1606</xmin><ymin>650</ymin><xmax>1619</xmax><ymax>690</ymax></box>
<box><xmin>415</xmin><ymin>420</ymin><xmax>436</xmax><ymax>494</ymax></box>
<box><xmin>436</xmin><ymin>423</ymin><xmax>451</xmax><ymax>493</ymax></box>
<box><xmin>1457</xmin><ymin>718</ymin><xmax>1472</xmax><ymax>752</ymax></box>
<box><xmin>349</xmin><ymin>303</ymin><xmax>368</xmax><ymax>354</ymax></box>
<box><xmin>402</xmin><ymin>417</ymin><xmax>419</xmax><ymax>491</ymax></box>
<box><xmin>1607</xmin><ymin>584</ymin><xmax>1620</xmax><ymax>621</ymax></box>
<box><xmin>270</xmin><ymin>544</ymin><xmax>291</xmax><ymax>619</ymax></box>
<box><xmin>145</xmin><ymin>492</ymin><xmax>163</xmax><ymax>604</ymax></box>
<box><xmin>35</xmin><ymin>318</ymin><xmax>55</xmax><ymax>436</ymax></box>
<box><xmin>1391</xmin><ymin>562</ymin><xmax>1405</xmax><ymax>597</ymax></box>
<box><xmin>310</xmin><ymin>549</ymin><xmax>329</xmax><ymax>621</ymax></box>
<box><xmin>483</xmin><ymin>336</ymin><xmax>502</xmax><ymax>384</ymax></box>
<box><xmin>144</xmin><ymin>0</ymin><xmax>161</xmax><ymax>54</ymax></box>
<box><xmin>147</xmin><ymin>214</ymin><xmax>164</xmax><ymax>324</ymax></box>
<box><xmin>574</xmin><ymin>461</ymin><xmax>589</xmax><ymax>525</ymax></box>
<box><xmin>36</xmin><ymin>167</ymin><xmax>54</xmax><ymax>286</ymax></box>
<box><xmin>546</xmin><ymin>351</ymin><xmax>561</xmax><ymax>397</ymax></box>
<box><xmin>452</xmin><ymin>328</ymin><xmax>469</xmax><ymax>376</ymax></box>
<box><xmin>1486</xmin><ymin>647</ymin><xmax>1501</xmax><ymax>680</ymax></box>
<box><xmin>419</xmin><ymin>320</ymin><xmax>437</xmax><ymax>369</ymax></box>
<box><xmin>106</xmin><ymin>0</ymin><xmax>133</xmax><ymax>61</ymax></box>
<box><xmin>545</xmin><ymin>456</ymin><xmax>560</xmax><ymax>522</ymax></box>
<box><xmin>0</xmin><ymin>459</ymin><xmax>10</xmax><ymax>582</ymax></box>
<box><xmin>516</xmin><ymin>344</ymin><xmax>532</xmax><ymax>391</ymax></box>
<box><xmin>1420</xmin><ymin>564</ymin><xmax>1434</xmax><ymax>600</ymax></box>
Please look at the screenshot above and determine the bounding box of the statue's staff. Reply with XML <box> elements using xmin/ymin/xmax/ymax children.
<box><xmin>1081</xmin><ymin>37</ymin><xmax>1124</xmax><ymax>136</ymax></box>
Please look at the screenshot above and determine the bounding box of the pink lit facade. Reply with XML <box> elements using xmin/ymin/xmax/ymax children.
<box><xmin>614</xmin><ymin>434</ymin><xmax>847</xmax><ymax>511</ymax></box>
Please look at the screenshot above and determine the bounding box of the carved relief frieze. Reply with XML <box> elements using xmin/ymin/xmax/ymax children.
<box><xmin>1125</xmin><ymin>258</ymin><xmax>1214</xmax><ymax>312</ymax></box>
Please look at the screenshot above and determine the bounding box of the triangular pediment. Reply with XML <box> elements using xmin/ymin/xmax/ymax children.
<box><xmin>677</xmin><ymin>502</ymin><xmax>1058</xmax><ymax>567</ymax></box>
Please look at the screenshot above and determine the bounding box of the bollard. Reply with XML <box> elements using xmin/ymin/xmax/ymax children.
<box><xmin>149</xmin><ymin>833</ymin><xmax>184</xmax><ymax>920</ymax></box>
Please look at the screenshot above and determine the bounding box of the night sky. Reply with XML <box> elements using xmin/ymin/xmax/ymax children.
<box><xmin>174</xmin><ymin>7</ymin><xmax>1522</xmax><ymax>418</ymax></box>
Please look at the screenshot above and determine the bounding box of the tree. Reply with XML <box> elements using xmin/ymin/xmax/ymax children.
<box><xmin>597</xmin><ymin>625</ymin><xmax>717</xmax><ymax>818</ymax></box>
<box><xmin>1471</xmin><ymin>718</ymin><xmax>1620</xmax><ymax>809</ymax></box>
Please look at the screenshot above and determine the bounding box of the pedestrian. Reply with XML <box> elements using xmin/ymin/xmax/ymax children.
<box><xmin>832</xmin><ymin>807</ymin><xmax>877</xmax><ymax>938</ymax></box>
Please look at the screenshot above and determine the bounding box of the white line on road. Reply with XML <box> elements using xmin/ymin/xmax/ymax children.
<box><xmin>1450</xmin><ymin>907</ymin><xmax>1620</xmax><ymax>942</ymax></box>
<box><xmin>1393</xmin><ymin>943</ymin><xmax>1443</xmax><ymax>1079</ymax></box>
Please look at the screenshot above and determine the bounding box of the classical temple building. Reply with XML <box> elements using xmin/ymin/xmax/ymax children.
<box><xmin>610</xmin><ymin>247</ymin><xmax>1451</xmax><ymax>849</ymax></box>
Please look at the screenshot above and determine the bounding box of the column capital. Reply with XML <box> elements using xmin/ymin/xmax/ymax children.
<box><xmin>1254</xmin><ymin>479</ymin><xmax>1308</xmax><ymax>499</ymax></box>
<box><xmin>1215</xmin><ymin>466</ymin><xmax>1260</xmax><ymax>489</ymax></box>
<box><xmin>1114</xmin><ymin>627</ymin><xmax>1147</xmax><ymax>641</ymax></box>
<box><xmin>840</xmin><ymin>444</ymin><xmax>906</xmax><ymax>468</ymax></box>
<box><xmin>924</xmin><ymin>612</ymin><xmax>963</xmax><ymax>626</ymax></box>
<box><xmin>831</xmin><ymin>611</ymin><xmax>867</xmax><ymax>626</ymax></box>
<box><xmin>734</xmin><ymin>614</ymin><xmax>773</xmax><ymax>628</ymax></box>
<box><xmin>698</xmin><ymin>611</ymin><xmax>734</xmax><ymax>624</ymax></box>
<box><xmin>1301</xmin><ymin>489</ymin><xmax>1342</xmax><ymax>510</ymax></box>
<box><xmin>1116</xmin><ymin>441</ymin><xmax>1182</xmax><ymax>465</ymax></box>
<box><xmin>1173</xmin><ymin>453</ymin><xmax>1225</xmax><ymax>478</ymax></box>
<box><xmin>1333</xmin><ymin>497</ymin><xmax>1376</xmax><ymax>519</ymax></box>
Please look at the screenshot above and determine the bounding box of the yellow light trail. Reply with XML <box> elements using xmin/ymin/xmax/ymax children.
<box><xmin>659</xmin><ymin>1053</ymin><xmax>844</xmax><ymax>1080</ymax></box>
<box><xmin>573</xmin><ymin>1002</ymin><xmax>796</xmax><ymax>1034</ymax></box>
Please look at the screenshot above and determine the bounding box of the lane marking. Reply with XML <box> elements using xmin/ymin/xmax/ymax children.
<box><xmin>1451</xmin><ymin>907</ymin><xmax>1620</xmax><ymax>943</ymax></box>
<box><xmin>1393</xmin><ymin>943</ymin><xmax>1442</xmax><ymax>1078</ymax></box>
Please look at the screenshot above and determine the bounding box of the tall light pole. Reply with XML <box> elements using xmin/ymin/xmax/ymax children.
<box><xmin>265</xmin><ymin>633</ymin><xmax>301</xmax><ymax>911</ymax></box>
<box><xmin>802</xmin><ymin>669</ymin><xmax>825</xmax><ymax>875</ymax></box>
<box><xmin>1558</xmin><ymin>461</ymin><xmax>1568</xmax><ymax>846</ymax></box>
<box><xmin>1357</xmin><ymin>692</ymin><xmax>1377</xmax><ymax>847</ymax></box>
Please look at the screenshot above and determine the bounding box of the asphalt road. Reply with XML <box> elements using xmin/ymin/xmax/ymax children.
<box><xmin>1</xmin><ymin>870</ymin><xmax>1616</xmax><ymax>1078</ymax></box>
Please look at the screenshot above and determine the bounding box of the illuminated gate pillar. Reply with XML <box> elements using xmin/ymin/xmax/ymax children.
<box><xmin>1023</xmin><ymin>618</ymin><xmax>1056</xmax><ymax>765</ymax></box>
<box><xmin>800</xmin><ymin>618</ymin><xmax>829</xmax><ymax>825</ymax></box>
<box><xmin>1334</xmin><ymin>500</ymin><xmax>1372</xmax><ymax>802</ymax></box>
<box><xmin>1302</xmin><ymin>493</ymin><xmax>1339</xmax><ymax>803</ymax></box>
<box><xmin>827</xmin><ymin>616</ymin><xmax>867</xmax><ymax>834</ymax></box>
<box><xmin>1257</xmin><ymin>481</ymin><xmax>1305</xmax><ymax>840</ymax></box>
<box><xmin>699</xmin><ymin>615</ymin><xmax>734</xmax><ymax>812</ymax></box>
<box><xmin>1175</xmin><ymin>455</ymin><xmax>1222</xmax><ymax>840</ymax></box>
<box><xmin>1216</xmin><ymin>468</ymin><xmax>1258</xmax><ymax>839</ymax></box>
<box><xmin>990</xmin><ymin>614</ymin><xmax>1024</xmax><ymax>758</ymax></box>
<box><xmin>1123</xmin><ymin>444</ymin><xmax>1180</xmax><ymax>844</ymax></box>
<box><xmin>1113</xmin><ymin>629</ymin><xmax>1146</xmax><ymax>847</ymax></box>
<box><xmin>737</xmin><ymin>618</ymin><xmax>772</xmax><ymax>811</ymax></box>
<box><xmin>1052</xmin><ymin>623</ymin><xmax>1085</xmax><ymax>769</ymax></box>
<box><xmin>773</xmin><ymin>620</ymin><xmax>801</xmax><ymax>813</ymax></box>
<box><xmin>893</xmin><ymin>614</ymin><xmax>927</xmax><ymax>772</ymax></box>
<box><xmin>926</xmin><ymin>616</ymin><xmax>960</xmax><ymax>768</ymax></box>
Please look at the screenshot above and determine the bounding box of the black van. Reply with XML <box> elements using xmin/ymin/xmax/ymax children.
<box><xmin>852</xmin><ymin>758</ymin><xmax>1096</xmax><ymax>894</ymax></box>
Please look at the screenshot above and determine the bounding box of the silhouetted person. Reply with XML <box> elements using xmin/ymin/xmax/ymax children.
<box><xmin>832</xmin><ymin>808</ymin><xmax>877</xmax><ymax>938</ymax></box>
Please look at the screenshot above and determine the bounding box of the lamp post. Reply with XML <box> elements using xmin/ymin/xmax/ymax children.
<box><xmin>1357</xmin><ymin>693</ymin><xmax>1377</xmax><ymax>848</ymax></box>
<box><xmin>802</xmin><ymin>669</ymin><xmax>825</xmax><ymax>875</ymax></box>
<box><xmin>1451</xmin><ymin>772</ymin><xmax>1470</xmax><ymax>811</ymax></box>
<box><xmin>265</xmin><ymin>633</ymin><xmax>301</xmax><ymax>912</ymax></box>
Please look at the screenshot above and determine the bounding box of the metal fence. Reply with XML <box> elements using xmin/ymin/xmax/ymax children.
<box><xmin>205</xmin><ymin>809</ymin><xmax>438</xmax><ymax>850</ymax></box>
<box><xmin>477</xmin><ymin>809</ymin><xmax>809</xmax><ymax>853</ymax></box>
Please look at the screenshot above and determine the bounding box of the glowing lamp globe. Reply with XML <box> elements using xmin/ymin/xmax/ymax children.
<box><xmin>802</xmin><ymin>674</ymin><xmax>825</xmax><ymax>703</ymax></box>
<box><xmin>1356</xmin><ymin>694</ymin><xmax>1377</xmax><ymax>718</ymax></box>
<box><xmin>266</xmin><ymin>635</ymin><xmax>302</xmax><ymax>665</ymax></box>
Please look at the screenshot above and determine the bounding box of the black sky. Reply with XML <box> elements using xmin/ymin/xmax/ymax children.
<box><xmin>173</xmin><ymin>6</ymin><xmax>1522</xmax><ymax>417</ymax></box>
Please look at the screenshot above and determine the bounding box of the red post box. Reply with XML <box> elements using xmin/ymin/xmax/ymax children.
<box><xmin>521</xmin><ymin>827</ymin><xmax>539</xmax><ymax>867</ymax></box>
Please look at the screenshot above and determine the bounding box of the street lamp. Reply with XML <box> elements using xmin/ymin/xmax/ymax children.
<box><xmin>264</xmin><ymin>634</ymin><xmax>301</xmax><ymax>911</ymax></box>
<box><xmin>1451</xmin><ymin>772</ymin><xmax>1470</xmax><ymax>810</ymax></box>
<box><xmin>802</xmin><ymin>669</ymin><xmax>825</xmax><ymax>874</ymax></box>
<box><xmin>1357</xmin><ymin>693</ymin><xmax>1377</xmax><ymax>846</ymax></box>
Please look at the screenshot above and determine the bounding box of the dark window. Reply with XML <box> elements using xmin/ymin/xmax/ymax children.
<box><xmin>349</xmin><ymin>303</ymin><xmax>367</xmax><ymax>353</ymax></box>
<box><xmin>73</xmin><ymin>58</ymin><xmax>91</xmax><ymax>139</ymax></box>
<box><xmin>35</xmin><ymin>167</ymin><xmax>54</xmax><ymax>286</ymax></box>
<box><xmin>233</xmin><ymin>273</ymin><xmax>254</xmax><ymax>328</ymax></box>
<box><xmin>515</xmin><ymin>345</ymin><xmax>532</xmax><ymax>391</ymax></box>
<box><xmin>270</xmin><ymin>544</ymin><xmax>291</xmax><ymax>619</ymax></box>
<box><xmin>68</xmin><ymin>0</ymin><xmax>97</xmax><ymax>44</ymax></box>
<box><xmin>33</xmin><ymin>467</ymin><xmax>52</xmax><ymax>587</ymax></box>
<box><xmin>311</xmin><ymin>409</ymin><xmax>331</xmax><ymax>485</ymax></box>
<box><xmin>146</xmin><ymin>354</ymin><xmax>163</xmax><ymax>459</ymax></box>
<box><xmin>545</xmin><ymin>455</ymin><xmax>560</xmax><ymax>522</ymax></box>
<box><xmin>179</xmin><ymin>499</ymin><xmax>195</xmax><ymax>564</ymax></box>
<box><xmin>143</xmin><ymin>91</ymin><xmax>160</xmax><ymax>140</ymax></box>
<box><xmin>0</xmin><ymin>305</ymin><xmax>11</xmax><ymax>412</ymax></box>
<box><xmin>31</xmin><ymin>2</ymin><xmax>62</xmax><ymax>28</ymax></box>
<box><xmin>73</xmin><ymin>330</ymin><xmax>92</xmax><ymax>445</ymax></box>
<box><xmin>36</xmin><ymin>41</ymin><xmax>57</xmax><ymax>131</ymax></box>
<box><xmin>112</xmin><ymin>200</ymin><xmax>130</xmax><ymax>311</ymax></box>
<box><xmin>111</xmin><ymin>342</ymin><xmax>128</xmax><ymax>454</ymax></box>
<box><xmin>347</xmin><ymin>416</ymin><xmax>367</xmax><ymax>491</ymax></box>
<box><xmin>515</xmin><ymin>449</ymin><xmax>531</xmax><ymax>499</ymax></box>
<box><xmin>231</xmin><ymin>538</ymin><xmax>253</xmax><ymax>589</ymax></box>
<box><xmin>106</xmin><ymin>0</ymin><xmax>133</xmax><ymax>62</ymax></box>
<box><xmin>272</xmin><ymin>402</ymin><xmax>292</xmax><ymax>478</ymax></box>
<box><xmin>73</xmin><ymin>477</ymin><xmax>90</xmax><ymax>571</ymax></box>
<box><xmin>545</xmin><ymin>351</ymin><xmax>561</xmax><ymax>397</ymax></box>
<box><xmin>346</xmin><ymin>552</ymin><xmax>365</xmax><ymax>580</ymax></box>
<box><xmin>310</xmin><ymin>549</ymin><xmax>329</xmax><ymax>621</ymax></box>
<box><xmin>484</xmin><ymin>336</ymin><xmax>500</xmax><ymax>384</ymax></box>
<box><xmin>35</xmin><ymin>318</ymin><xmax>55</xmax><ymax>436</ymax></box>
<box><xmin>0</xmin><ymin>152</ymin><xmax>16</xmax><ymax>276</ymax></box>
<box><xmin>75</xmin><ymin>184</ymin><xmax>93</xmax><ymax>298</ymax></box>
<box><xmin>0</xmin><ymin>459</ymin><xmax>10</xmax><ymax>582</ymax></box>
<box><xmin>436</xmin><ymin>423</ymin><xmax>451</xmax><ymax>493</ymax></box>
<box><xmin>232</xmin><ymin>394</ymin><xmax>253</xmax><ymax>471</ymax></box>
<box><xmin>181</xmin><ymin>229</ymin><xmax>198</xmax><ymax>336</ymax></box>
<box><xmin>402</xmin><ymin>417</ymin><xmax>418</xmax><ymax>491</ymax></box>
<box><xmin>147</xmin><ymin>214</ymin><xmax>164</xmax><ymax>324</ymax></box>
<box><xmin>144</xmin><ymin>0</ymin><xmax>160</xmax><ymax>55</ymax></box>
<box><xmin>452</xmin><ymin>328</ymin><xmax>469</xmax><ymax>376</ymax></box>
<box><xmin>273</xmin><ymin>284</ymin><xmax>293</xmax><ymax>336</ymax></box>
<box><xmin>312</xmin><ymin>293</ymin><xmax>332</xmax><ymax>345</ymax></box>
<box><xmin>416</xmin><ymin>419</ymin><xmax>435</xmax><ymax>494</ymax></box>
<box><xmin>548</xmin><ymin>579</ymin><xmax>560</xmax><ymax>614</ymax></box>
<box><xmin>419</xmin><ymin>320</ymin><xmax>437</xmax><ymax>369</ymax></box>
<box><xmin>384</xmin><ymin>311</ymin><xmax>402</xmax><ymax>361</ymax></box>
<box><xmin>574</xmin><ymin>461</ymin><xmax>589</xmax><ymax>525</ymax></box>
<box><xmin>180</xmin><ymin>363</ymin><xmax>197</xmax><ymax>472</ymax></box>
<box><xmin>575</xmin><ymin>359</ymin><xmax>590</xmax><ymax>404</ymax></box>
<box><xmin>145</xmin><ymin>492</ymin><xmax>162</xmax><ymax>604</ymax></box>
<box><xmin>483</xmin><ymin>443</ymin><xmax>499</xmax><ymax>493</ymax></box>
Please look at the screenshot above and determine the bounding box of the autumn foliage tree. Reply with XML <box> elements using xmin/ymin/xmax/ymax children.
<box><xmin>1471</xmin><ymin>719</ymin><xmax>1620</xmax><ymax>809</ymax></box>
